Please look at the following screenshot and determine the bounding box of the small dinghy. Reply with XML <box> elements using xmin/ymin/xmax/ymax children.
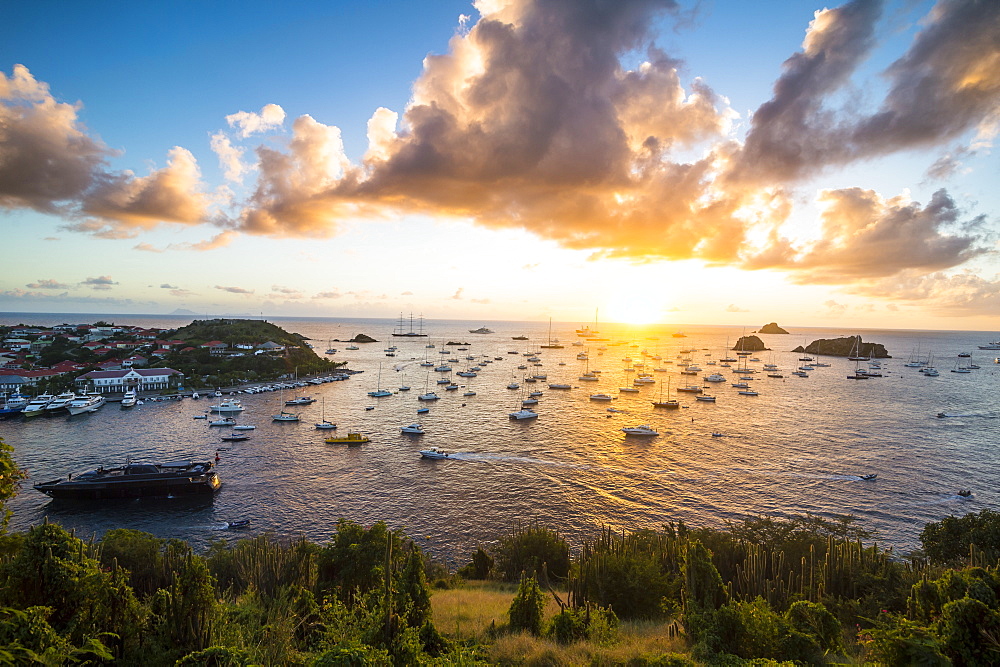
<box><xmin>220</xmin><ymin>434</ymin><xmax>250</xmax><ymax>442</ymax></box>
<box><xmin>859</xmin><ymin>473</ymin><xmax>878</xmax><ymax>480</ymax></box>
<box><xmin>958</xmin><ymin>489</ymin><xmax>973</xmax><ymax>497</ymax></box>
<box><xmin>226</xmin><ymin>519</ymin><xmax>251</xmax><ymax>529</ymax></box>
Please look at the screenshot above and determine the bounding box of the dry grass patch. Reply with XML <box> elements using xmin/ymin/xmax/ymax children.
<box><xmin>430</xmin><ymin>581</ymin><xmax>561</xmax><ymax>641</ymax></box>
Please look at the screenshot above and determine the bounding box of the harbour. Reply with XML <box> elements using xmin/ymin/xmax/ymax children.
<box><xmin>1</xmin><ymin>314</ymin><xmax>998</xmax><ymax>566</ymax></box>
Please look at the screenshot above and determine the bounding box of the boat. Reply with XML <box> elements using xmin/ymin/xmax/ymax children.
<box><xmin>651</xmin><ymin>378</ymin><xmax>680</xmax><ymax>409</ymax></box>
<box><xmin>284</xmin><ymin>396</ymin><xmax>316</xmax><ymax>406</ymax></box>
<box><xmin>21</xmin><ymin>393</ymin><xmax>55</xmax><ymax>418</ymax></box>
<box><xmin>210</xmin><ymin>400</ymin><xmax>245</xmax><ymax>413</ymax></box>
<box><xmin>417</xmin><ymin>391</ymin><xmax>440</xmax><ymax>401</ymax></box>
<box><xmin>325</xmin><ymin>432</ymin><xmax>370</xmax><ymax>445</ymax></box>
<box><xmin>45</xmin><ymin>392</ymin><xmax>79</xmax><ymax>413</ymax></box>
<box><xmin>509</xmin><ymin>408</ymin><xmax>538</xmax><ymax>420</ymax></box>
<box><xmin>703</xmin><ymin>373</ymin><xmax>726</xmax><ymax>383</ymax></box>
<box><xmin>957</xmin><ymin>489</ymin><xmax>973</xmax><ymax>497</ymax></box>
<box><xmin>548</xmin><ymin>383</ymin><xmax>572</xmax><ymax>390</ymax></box>
<box><xmin>622</xmin><ymin>425</ymin><xmax>658</xmax><ymax>436</ymax></box>
<box><xmin>589</xmin><ymin>394</ymin><xmax>614</xmax><ymax>401</ymax></box>
<box><xmin>226</xmin><ymin>519</ymin><xmax>251</xmax><ymax>529</ymax></box>
<box><xmin>400</xmin><ymin>423</ymin><xmax>425</xmax><ymax>434</ymax></box>
<box><xmin>232</xmin><ymin>424</ymin><xmax>256</xmax><ymax>430</ymax></box>
<box><xmin>737</xmin><ymin>390</ymin><xmax>759</xmax><ymax>396</ymax></box>
<box><xmin>346</xmin><ymin>345</ymin><xmax>360</xmax><ymax>350</ymax></box>
<box><xmin>676</xmin><ymin>385</ymin><xmax>703</xmax><ymax>393</ymax></box>
<box><xmin>695</xmin><ymin>395</ymin><xmax>717</xmax><ymax>402</ymax></box>
<box><xmin>859</xmin><ymin>474</ymin><xmax>877</xmax><ymax>480</ymax></box>
<box><xmin>220</xmin><ymin>433</ymin><xmax>250</xmax><ymax>442</ymax></box>
<box><xmin>209</xmin><ymin>417</ymin><xmax>236</xmax><ymax>426</ymax></box>
<box><xmin>120</xmin><ymin>389</ymin><xmax>138</xmax><ymax>408</ymax></box>
<box><xmin>0</xmin><ymin>391</ymin><xmax>29</xmax><ymax>416</ymax></box>
<box><xmin>193</xmin><ymin>415</ymin><xmax>208</xmax><ymax>419</ymax></box>
<box><xmin>272</xmin><ymin>410</ymin><xmax>299</xmax><ymax>422</ymax></box>
<box><xmin>540</xmin><ymin>317</ymin><xmax>563</xmax><ymax>349</ymax></box>
<box><xmin>619</xmin><ymin>386</ymin><xmax>640</xmax><ymax>393</ymax></box>
<box><xmin>419</xmin><ymin>447</ymin><xmax>450</xmax><ymax>459</ymax></box>
<box><xmin>469</xmin><ymin>326</ymin><xmax>493</xmax><ymax>334</ymax></box>
<box><xmin>67</xmin><ymin>394</ymin><xmax>106</xmax><ymax>416</ymax></box>
<box><xmin>33</xmin><ymin>460</ymin><xmax>221</xmax><ymax>499</ymax></box>
<box><xmin>315</xmin><ymin>397</ymin><xmax>336</xmax><ymax>430</ymax></box>
<box><xmin>977</xmin><ymin>340</ymin><xmax>1000</xmax><ymax>350</ymax></box>
<box><xmin>392</xmin><ymin>312</ymin><xmax>428</xmax><ymax>337</ymax></box>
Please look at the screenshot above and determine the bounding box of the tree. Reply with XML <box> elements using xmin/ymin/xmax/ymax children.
<box><xmin>508</xmin><ymin>574</ymin><xmax>545</xmax><ymax>635</ymax></box>
<box><xmin>0</xmin><ymin>437</ymin><xmax>26</xmax><ymax>534</ymax></box>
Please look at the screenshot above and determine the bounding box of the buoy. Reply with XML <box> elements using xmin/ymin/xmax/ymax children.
<box><xmin>215</xmin><ymin>451</ymin><xmax>220</xmax><ymax>462</ymax></box>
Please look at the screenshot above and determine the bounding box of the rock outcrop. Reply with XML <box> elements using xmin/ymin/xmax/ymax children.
<box><xmin>792</xmin><ymin>336</ymin><xmax>890</xmax><ymax>358</ymax></box>
<box><xmin>758</xmin><ymin>322</ymin><xmax>789</xmax><ymax>334</ymax></box>
<box><xmin>349</xmin><ymin>333</ymin><xmax>377</xmax><ymax>343</ymax></box>
<box><xmin>733</xmin><ymin>335</ymin><xmax>768</xmax><ymax>352</ymax></box>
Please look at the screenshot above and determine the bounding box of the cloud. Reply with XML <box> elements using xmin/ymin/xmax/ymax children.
<box><xmin>134</xmin><ymin>243</ymin><xmax>163</xmax><ymax>252</ymax></box>
<box><xmin>210</xmin><ymin>131</ymin><xmax>247</xmax><ymax>182</ymax></box>
<box><xmin>160</xmin><ymin>283</ymin><xmax>178</xmax><ymax>289</ymax></box>
<box><xmin>82</xmin><ymin>275</ymin><xmax>118</xmax><ymax>290</ymax></box>
<box><xmin>730</xmin><ymin>0</ymin><xmax>1000</xmax><ymax>184</ymax></box>
<box><xmin>846</xmin><ymin>270</ymin><xmax>1000</xmax><ymax>317</ymax></box>
<box><xmin>471</xmin><ymin>297</ymin><xmax>491</xmax><ymax>304</ymax></box>
<box><xmin>214</xmin><ymin>285</ymin><xmax>254</xmax><ymax>294</ymax></box>
<box><xmin>450</xmin><ymin>287</ymin><xmax>464</xmax><ymax>300</ymax></box>
<box><xmin>26</xmin><ymin>278</ymin><xmax>70</xmax><ymax>289</ymax></box>
<box><xmin>0</xmin><ymin>65</ymin><xmax>113</xmax><ymax>212</ymax></box>
<box><xmin>823</xmin><ymin>300</ymin><xmax>848</xmax><ymax>315</ymax></box>
<box><xmin>168</xmin><ymin>231</ymin><xmax>235</xmax><ymax>252</ymax></box>
<box><xmin>0</xmin><ymin>288</ymin><xmax>139</xmax><ymax>307</ymax></box>
<box><xmin>741</xmin><ymin>188</ymin><xmax>986</xmax><ymax>283</ymax></box>
<box><xmin>725</xmin><ymin>304</ymin><xmax>748</xmax><ymax>312</ymax></box>
<box><xmin>269</xmin><ymin>285</ymin><xmax>304</xmax><ymax>299</ymax></box>
<box><xmin>226</xmin><ymin>103</ymin><xmax>286</xmax><ymax>138</ymax></box>
<box><xmin>400</xmin><ymin>291</ymin><xmax>413</xmax><ymax>296</ymax></box>
<box><xmin>169</xmin><ymin>288</ymin><xmax>196</xmax><ymax>297</ymax></box>
<box><xmin>313</xmin><ymin>291</ymin><xmax>343</xmax><ymax>299</ymax></box>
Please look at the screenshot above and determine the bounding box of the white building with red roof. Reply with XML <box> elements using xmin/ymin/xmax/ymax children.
<box><xmin>75</xmin><ymin>368</ymin><xmax>184</xmax><ymax>393</ymax></box>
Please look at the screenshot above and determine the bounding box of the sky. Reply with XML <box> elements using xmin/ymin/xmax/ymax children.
<box><xmin>2</xmin><ymin>0</ymin><xmax>999</xmax><ymax>330</ymax></box>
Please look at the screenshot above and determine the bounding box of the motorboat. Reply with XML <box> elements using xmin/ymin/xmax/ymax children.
<box><xmin>469</xmin><ymin>327</ymin><xmax>494</xmax><ymax>334</ymax></box>
<box><xmin>0</xmin><ymin>392</ymin><xmax>29</xmax><ymax>416</ymax></box>
<box><xmin>400</xmin><ymin>423</ymin><xmax>425</xmax><ymax>434</ymax></box>
<box><xmin>226</xmin><ymin>519</ymin><xmax>251</xmax><ymax>529</ymax></box>
<box><xmin>738</xmin><ymin>390</ymin><xmax>759</xmax><ymax>396</ymax></box>
<box><xmin>21</xmin><ymin>393</ymin><xmax>55</xmax><ymax>418</ymax></box>
<box><xmin>619</xmin><ymin>387</ymin><xmax>640</xmax><ymax>393</ymax></box>
<box><xmin>676</xmin><ymin>385</ymin><xmax>703</xmax><ymax>394</ymax></box>
<box><xmin>325</xmin><ymin>432</ymin><xmax>370</xmax><ymax>445</ymax></box>
<box><xmin>622</xmin><ymin>425</ymin><xmax>658</xmax><ymax>436</ymax></box>
<box><xmin>220</xmin><ymin>433</ymin><xmax>250</xmax><ymax>442</ymax></box>
<box><xmin>232</xmin><ymin>424</ymin><xmax>256</xmax><ymax>430</ymax></box>
<box><xmin>418</xmin><ymin>392</ymin><xmax>440</xmax><ymax>401</ymax></box>
<box><xmin>193</xmin><ymin>415</ymin><xmax>208</xmax><ymax>419</ymax></box>
<box><xmin>209</xmin><ymin>417</ymin><xmax>236</xmax><ymax>426</ymax></box>
<box><xmin>210</xmin><ymin>400</ymin><xmax>245</xmax><ymax>413</ymax></box>
<box><xmin>284</xmin><ymin>396</ymin><xmax>316</xmax><ymax>405</ymax></box>
<box><xmin>859</xmin><ymin>474</ymin><xmax>877</xmax><ymax>480</ymax></box>
<box><xmin>419</xmin><ymin>447</ymin><xmax>450</xmax><ymax>459</ymax></box>
<box><xmin>67</xmin><ymin>394</ymin><xmax>106</xmax><ymax>416</ymax></box>
<box><xmin>509</xmin><ymin>408</ymin><xmax>538</xmax><ymax>420</ymax></box>
<box><xmin>46</xmin><ymin>392</ymin><xmax>79</xmax><ymax>413</ymax></box>
<box><xmin>958</xmin><ymin>489</ymin><xmax>973</xmax><ymax>497</ymax></box>
<box><xmin>589</xmin><ymin>394</ymin><xmax>613</xmax><ymax>401</ymax></box>
<box><xmin>703</xmin><ymin>374</ymin><xmax>726</xmax><ymax>383</ymax></box>
<box><xmin>120</xmin><ymin>390</ymin><xmax>138</xmax><ymax>408</ymax></box>
<box><xmin>315</xmin><ymin>421</ymin><xmax>336</xmax><ymax>430</ymax></box>
<box><xmin>33</xmin><ymin>460</ymin><xmax>221</xmax><ymax>499</ymax></box>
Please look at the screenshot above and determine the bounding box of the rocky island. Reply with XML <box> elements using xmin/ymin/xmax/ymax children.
<box><xmin>757</xmin><ymin>322</ymin><xmax>789</xmax><ymax>334</ymax></box>
<box><xmin>733</xmin><ymin>335</ymin><xmax>768</xmax><ymax>352</ymax></box>
<box><xmin>793</xmin><ymin>335</ymin><xmax>891</xmax><ymax>358</ymax></box>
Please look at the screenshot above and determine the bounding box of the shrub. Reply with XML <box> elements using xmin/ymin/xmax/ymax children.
<box><xmin>508</xmin><ymin>574</ymin><xmax>546</xmax><ymax>636</ymax></box>
<box><xmin>493</xmin><ymin>521</ymin><xmax>570</xmax><ymax>582</ymax></box>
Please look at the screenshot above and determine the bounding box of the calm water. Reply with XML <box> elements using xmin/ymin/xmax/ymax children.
<box><xmin>2</xmin><ymin>313</ymin><xmax>998</xmax><ymax>566</ymax></box>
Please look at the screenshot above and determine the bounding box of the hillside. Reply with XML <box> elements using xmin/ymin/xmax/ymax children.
<box><xmin>171</xmin><ymin>318</ymin><xmax>306</xmax><ymax>348</ymax></box>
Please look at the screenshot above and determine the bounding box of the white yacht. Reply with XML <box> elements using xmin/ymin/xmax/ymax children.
<box><xmin>622</xmin><ymin>425</ymin><xmax>658</xmax><ymax>436</ymax></box>
<box><xmin>45</xmin><ymin>392</ymin><xmax>79</xmax><ymax>413</ymax></box>
<box><xmin>400</xmin><ymin>423</ymin><xmax>425</xmax><ymax>434</ymax></box>
<box><xmin>120</xmin><ymin>389</ymin><xmax>138</xmax><ymax>408</ymax></box>
<box><xmin>419</xmin><ymin>447</ymin><xmax>450</xmax><ymax>459</ymax></box>
<box><xmin>210</xmin><ymin>400</ymin><xmax>245</xmax><ymax>413</ymax></box>
<box><xmin>509</xmin><ymin>408</ymin><xmax>539</xmax><ymax>420</ymax></box>
<box><xmin>67</xmin><ymin>394</ymin><xmax>106</xmax><ymax>415</ymax></box>
<box><xmin>22</xmin><ymin>393</ymin><xmax>55</xmax><ymax>418</ymax></box>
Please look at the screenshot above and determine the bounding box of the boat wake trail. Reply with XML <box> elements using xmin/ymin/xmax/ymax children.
<box><xmin>448</xmin><ymin>452</ymin><xmax>589</xmax><ymax>470</ymax></box>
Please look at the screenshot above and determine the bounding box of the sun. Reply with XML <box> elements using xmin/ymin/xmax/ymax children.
<box><xmin>604</xmin><ymin>292</ymin><xmax>669</xmax><ymax>325</ymax></box>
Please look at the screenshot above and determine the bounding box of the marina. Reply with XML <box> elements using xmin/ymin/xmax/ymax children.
<box><xmin>1</xmin><ymin>314</ymin><xmax>998</xmax><ymax>564</ymax></box>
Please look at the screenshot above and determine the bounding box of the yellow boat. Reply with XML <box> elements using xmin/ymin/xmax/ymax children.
<box><xmin>325</xmin><ymin>432</ymin><xmax>370</xmax><ymax>445</ymax></box>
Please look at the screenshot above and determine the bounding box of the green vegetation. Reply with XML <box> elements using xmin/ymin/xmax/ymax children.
<box><xmin>4</xmin><ymin>437</ymin><xmax>1000</xmax><ymax>664</ymax></box>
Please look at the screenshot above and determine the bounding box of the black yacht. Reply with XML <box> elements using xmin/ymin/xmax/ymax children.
<box><xmin>34</xmin><ymin>460</ymin><xmax>221</xmax><ymax>499</ymax></box>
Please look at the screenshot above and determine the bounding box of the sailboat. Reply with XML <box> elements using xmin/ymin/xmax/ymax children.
<box><xmin>315</xmin><ymin>396</ymin><xmax>336</xmax><ymax>429</ymax></box>
<box><xmin>417</xmin><ymin>370</ymin><xmax>440</xmax><ymax>401</ymax></box>
<box><xmin>272</xmin><ymin>386</ymin><xmax>300</xmax><ymax>421</ymax></box>
<box><xmin>576</xmin><ymin>308</ymin><xmax>600</xmax><ymax>337</ymax></box>
<box><xmin>392</xmin><ymin>312</ymin><xmax>428</xmax><ymax>337</ymax></box>
<box><xmin>652</xmin><ymin>377</ymin><xmax>680</xmax><ymax>409</ymax></box>
<box><xmin>540</xmin><ymin>317</ymin><xmax>563</xmax><ymax>349</ymax></box>
<box><xmin>367</xmin><ymin>363</ymin><xmax>392</xmax><ymax>397</ymax></box>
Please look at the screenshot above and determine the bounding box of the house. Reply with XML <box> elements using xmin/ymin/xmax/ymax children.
<box><xmin>2</xmin><ymin>339</ymin><xmax>32</xmax><ymax>352</ymax></box>
<box><xmin>0</xmin><ymin>369</ymin><xmax>62</xmax><ymax>387</ymax></box>
<box><xmin>258</xmin><ymin>341</ymin><xmax>285</xmax><ymax>352</ymax></box>
<box><xmin>201</xmin><ymin>341</ymin><xmax>229</xmax><ymax>356</ymax></box>
<box><xmin>74</xmin><ymin>368</ymin><xmax>184</xmax><ymax>393</ymax></box>
<box><xmin>122</xmin><ymin>355</ymin><xmax>147</xmax><ymax>368</ymax></box>
<box><xmin>50</xmin><ymin>360</ymin><xmax>87</xmax><ymax>374</ymax></box>
<box><xmin>97</xmin><ymin>360</ymin><xmax>123</xmax><ymax>371</ymax></box>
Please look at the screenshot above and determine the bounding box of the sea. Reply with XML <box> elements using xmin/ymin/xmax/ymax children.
<box><xmin>1</xmin><ymin>312</ymin><xmax>997</xmax><ymax>567</ymax></box>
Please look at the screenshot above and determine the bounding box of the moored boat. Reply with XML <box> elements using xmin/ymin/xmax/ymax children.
<box><xmin>67</xmin><ymin>394</ymin><xmax>106</xmax><ymax>415</ymax></box>
<box><xmin>33</xmin><ymin>460</ymin><xmax>221</xmax><ymax>499</ymax></box>
<box><xmin>419</xmin><ymin>447</ymin><xmax>450</xmax><ymax>459</ymax></box>
<box><xmin>325</xmin><ymin>432</ymin><xmax>370</xmax><ymax>445</ymax></box>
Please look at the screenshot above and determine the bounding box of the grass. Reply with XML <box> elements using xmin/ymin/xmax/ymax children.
<box><xmin>431</xmin><ymin>581</ymin><xmax>691</xmax><ymax>664</ymax></box>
